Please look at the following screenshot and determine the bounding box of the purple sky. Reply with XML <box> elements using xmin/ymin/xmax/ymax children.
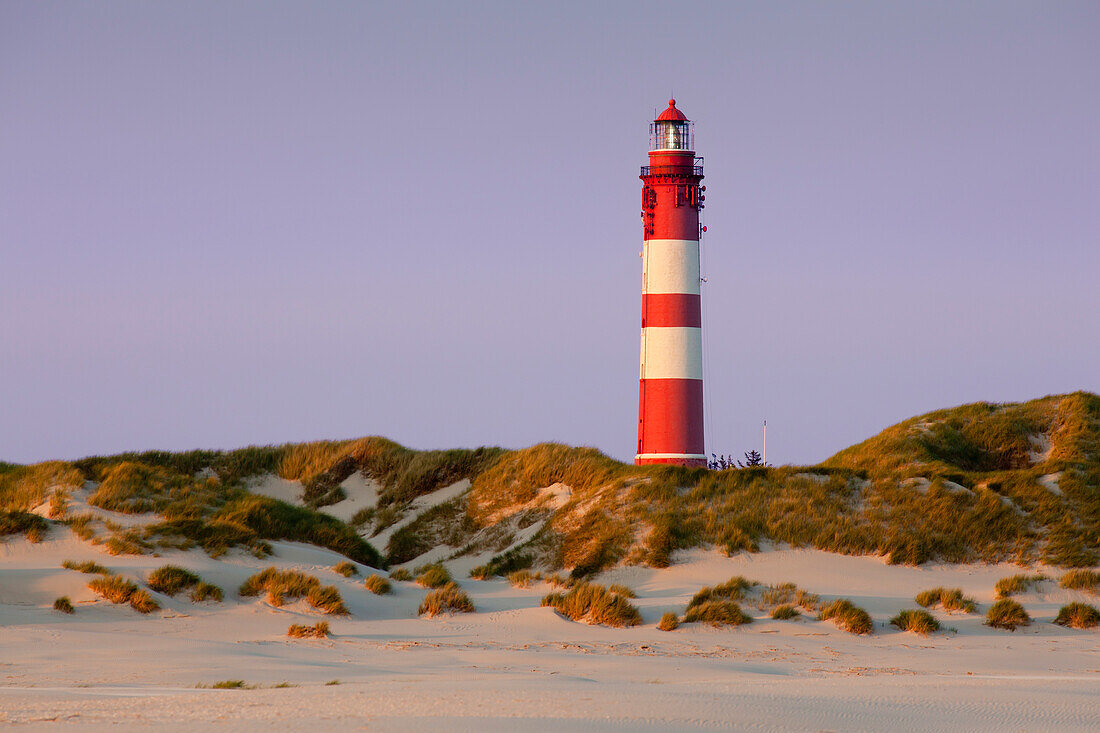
<box><xmin>2</xmin><ymin>1</ymin><xmax>1098</xmax><ymax>466</ymax></box>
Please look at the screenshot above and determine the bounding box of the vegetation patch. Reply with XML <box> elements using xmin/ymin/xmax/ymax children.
<box><xmin>657</xmin><ymin>612</ymin><xmax>679</xmax><ymax>631</ymax></box>
<box><xmin>287</xmin><ymin>621</ymin><xmax>330</xmax><ymax>638</ymax></box>
<box><xmin>770</xmin><ymin>605</ymin><xmax>800</xmax><ymax>620</ymax></box>
<box><xmin>684</xmin><ymin>600</ymin><xmax>753</xmax><ymax>627</ymax></box>
<box><xmin>759</xmin><ymin>582</ymin><xmax>818</xmax><ymax>611</ymax></box>
<box><xmin>985</xmin><ymin>599</ymin><xmax>1031</xmax><ymax>630</ymax></box>
<box><xmin>0</xmin><ymin>510</ymin><xmax>48</xmax><ymax>542</ymax></box>
<box><xmin>239</xmin><ymin>567</ymin><xmax>348</xmax><ymax>614</ymax></box>
<box><xmin>995</xmin><ymin>574</ymin><xmax>1047</xmax><ymax>599</ymax></box>
<box><xmin>386</xmin><ymin>497</ymin><xmax>477</xmax><ymax>566</ymax></box>
<box><xmin>147</xmin><ymin>565</ymin><xmax>202</xmax><ymax>595</ymax></box>
<box><xmin>688</xmin><ymin>576</ymin><xmax>757</xmax><ymax>609</ymax></box>
<box><xmin>915</xmin><ymin>587</ymin><xmax>977</xmax><ymax>613</ymax></box>
<box><xmin>333</xmin><ymin>561</ymin><xmax>359</xmax><ymax>578</ymax></box>
<box><xmin>507</xmin><ymin>569</ymin><xmax>537</xmax><ymax>588</ymax></box>
<box><xmin>469</xmin><ymin>547</ymin><xmax>535</xmax><ymax>580</ymax></box>
<box><xmin>890</xmin><ymin>609</ymin><xmax>940</xmax><ymax>634</ymax></box>
<box><xmin>191</xmin><ymin>582</ymin><xmax>224</xmax><ymax>602</ymax></box>
<box><xmin>1053</xmin><ymin>602</ymin><xmax>1100</xmax><ymax>629</ymax></box>
<box><xmin>608</xmin><ymin>584</ymin><xmax>636</xmax><ymax>598</ymax></box>
<box><xmin>88</xmin><ymin>575</ymin><xmax>160</xmax><ymax>613</ymax></box>
<box><xmin>1060</xmin><ymin>569</ymin><xmax>1100</xmax><ymax>594</ymax></box>
<box><xmin>419</xmin><ymin>582</ymin><xmax>475</xmax><ymax>616</ymax></box>
<box><xmin>388</xmin><ymin>568</ymin><xmax>412</xmax><ymax>582</ymax></box>
<box><xmin>0</xmin><ymin>461</ymin><xmax>83</xmax><ymax>512</ymax></box>
<box><xmin>363</xmin><ymin>574</ymin><xmax>391</xmax><ymax>595</ymax></box>
<box><xmin>541</xmin><ymin>582</ymin><xmax>641</xmax><ymax>627</ymax></box>
<box><xmin>62</xmin><ymin>559</ymin><xmax>109</xmax><ymax>575</ymax></box>
<box><xmin>818</xmin><ymin>599</ymin><xmax>873</xmax><ymax>634</ymax></box>
<box><xmin>415</xmin><ymin>563</ymin><xmax>452</xmax><ymax>589</ymax></box>
<box><xmin>53</xmin><ymin>596</ymin><xmax>74</xmax><ymax>613</ymax></box>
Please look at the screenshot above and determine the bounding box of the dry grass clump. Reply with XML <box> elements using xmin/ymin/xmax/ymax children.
<box><xmin>240</xmin><ymin>567</ymin><xmax>347</xmax><ymax>614</ymax></box>
<box><xmin>1060</xmin><ymin>569</ymin><xmax>1100</xmax><ymax>594</ymax></box>
<box><xmin>333</xmin><ymin>561</ymin><xmax>359</xmax><ymax>578</ymax></box>
<box><xmin>914</xmin><ymin>587</ymin><xmax>977</xmax><ymax>613</ymax></box>
<box><xmin>416</xmin><ymin>563</ymin><xmax>452</xmax><ymax>589</ymax></box>
<box><xmin>190</xmin><ymin>582</ymin><xmax>224</xmax><ymax>602</ymax></box>
<box><xmin>985</xmin><ymin>599</ymin><xmax>1031</xmax><ymax>630</ymax></box>
<box><xmin>995</xmin><ymin>574</ymin><xmax>1047</xmax><ymax>599</ymax></box>
<box><xmin>818</xmin><ymin>599</ymin><xmax>873</xmax><ymax>634</ymax></box>
<box><xmin>147</xmin><ymin>565</ymin><xmax>201</xmax><ymax>595</ymax></box>
<box><xmin>688</xmin><ymin>576</ymin><xmax>757</xmax><ymax>609</ymax></box>
<box><xmin>657</xmin><ymin>612</ymin><xmax>680</xmax><ymax>631</ymax></box>
<box><xmin>62</xmin><ymin>559</ymin><xmax>109</xmax><ymax>575</ymax></box>
<box><xmin>363</xmin><ymin>574</ymin><xmax>392</xmax><ymax>595</ymax></box>
<box><xmin>1053</xmin><ymin>602</ymin><xmax>1100</xmax><ymax>629</ymax></box>
<box><xmin>608</xmin><ymin>584</ymin><xmax>636</xmax><ymax>599</ymax></box>
<box><xmin>48</xmin><ymin>489</ymin><xmax>68</xmax><ymax>520</ymax></box>
<box><xmin>469</xmin><ymin>565</ymin><xmax>494</xmax><ymax>580</ymax></box>
<box><xmin>88</xmin><ymin>575</ymin><xmax>161</xmax><ymax>613</ymax></box>
<box><xmin>0</xmin><ymin>460</ymin><xmax>83</xmax><ymax>511</ymax></box>
<box><xmin>759</xmin><ymin>582</ymin><xmax>818</xmax><ymax>611</ymax></box>
<box><xmin>54</xmin><ymin>596</ymin><xmax>74</xmax><ymax>613</ymax></box>
<box><xmin>684</xmin><ymin>600</ymin><xmax>753</xmax><ymax>627</ymax></box>
<box><xmin>890</xmin><ymin>609</ymin><xmax>940</xmax><ymax>634</ymax></box>
<box><xmin>770</xmin><ymin>605</ymin><xmax>800</xmax><ymax>620</ymax></box>
<box><xmin>419</xmin><ymin>582</ymin><xmax>475</xmax><ymax>616</ymax></box>
<box><xmin>541</xmin><ymin>582</ymin><xmax>641</xmax><ymax>627</ymax></box>
<box><xmin>389</xmin><ymin>568</ymin><xmax>412</xmax><ymax>582</ymax></box>
<box><xmin>507</xmin><ymin>569</ymin><xmax>538</xmax><ymax>588</ymax></box>
<box><xmin>545</xmin><ymin>573</ymin><xmax>574</xmax><ymax>589</ymax></box>
<box><xmin>287</xmin><ymin>621</ymin><xmax>330</xmax><ymax>638</ymax></box>
<box><xmin>0</xmin><ymin>510</ymin><xmax>49</xmax><ymax>542</ymax></box>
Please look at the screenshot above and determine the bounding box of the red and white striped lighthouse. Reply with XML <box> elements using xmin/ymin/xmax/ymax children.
<box><xmin>636</xmin><ymin>99</ymin><xmax>706</xmax><ymax>468</ymax></box>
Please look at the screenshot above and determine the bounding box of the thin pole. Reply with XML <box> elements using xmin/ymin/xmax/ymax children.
<box><xmin>763</xmin><ymin>419</ymin><xmax>767</xmax><ymax>466</ymax></box>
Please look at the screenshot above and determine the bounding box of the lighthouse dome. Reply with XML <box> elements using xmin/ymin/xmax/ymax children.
<box><xmin>655</xmin><ymin>99</ymin><xmax>689</xmax><ymax>122</ymax></box>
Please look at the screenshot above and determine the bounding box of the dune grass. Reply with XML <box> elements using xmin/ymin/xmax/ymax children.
<box><xmin>239</xmin><ymin>568</ymin><xmax>348</xmax><ymax>614</ymax></box>
<box><xmin>985</xmin><ymin>599</ymin><xmax>1031</xmax><ymax>630</ymax></box>
<box><xmin>541</xmin><ymin>582</ymin><xmax>641</xmax><ymax>627</ymax></box>
<box><xmin>88</xmin><ymin>575</ymin><xmax>160</xmax><ymax>613</ymax></box>
<box><xmin>419</xmin><ymin>582</ymin><xmax>475</xmax><ymax>616</ymax></box>
<box><xmin>147</xmin><ymin>565</ymin><xmax>201</xmax><ymax>595</ymax></box>
<box><xmin>0</xmin><ymin>461</ymin><xmax>83</xmax><ymax>511</ymax></box>
<box><xmin>48</xmin><ymin>490</ymin><xmax>68</xmax><ymax>520</ymax></box>
<box><xmin>995</xmin><ymin>574</ymin><xmax>1048</xmax><ymax>599</ymax></box>
<box><xmin>1053</xmin><ymin>602</ymin><xmax>1100</xmax><ymax>629</ymax></box>
<box><xmin>1060</xmin><ymin>569</ymin><xmax>1100</xmax><ymax>594</ymax></box>
<box><xmin>657</xmin><ymin>612</ymin><xmax>680</xmax><ymax>631</ymax></box>
<box><xmin>190</xmin><ymin>582</ymin><xmax>224</xmax><ymax>602</ymax></box>
<box><xmin>684</xmin><ymin>600</ymin><xmax>753</xmax><ymax>626</ymax></box>
<box><xmin>608</xmin><ymin>583</ymin><xmax>636</xmax><ymax>598</ymax></box>
<box><xmin>0</xmin><ymin>510</ymin><xmax>49</xmax><ymax>542</ymax></box>
<box><xmin>287</xmin><ymin>621</ymin><xmax>331</xmax><ymax>638</ymax></box>
<box><xmin>688</xmin><ymin>576</ymin><xmax>757</xmax><ymax>608</ymax></box>
<box><xmin>890</xmin><ymin>609</ymin><xmax>940</xmax><ymax>634</ymax></box>
<box><xmin>61</xmin><ymin>559</ymin><xmax>109</xmax><ymax>575</ymax></box>
<box><xmin>770</xmin><ymin>605</ymin><xmax>800</xmax><ymax>620</ymax></box>
<box><xmin>415</xmin><ymin>563</ymin><xmax>452</xmax><ymax>589</ymax></box>
<box><xmin>333</xmin><ymin>561</ymin><xmax>359</xmax><ymax>578</ymax></box>
<box><xmin>389</xmin><ymin>568</ymin><xmax>412</xmax><ymax>582</ymax></box>
<box><xmin>363</xmin><ymin>574</ymin><xmax>391</xmax><ymax>595</ymax></box>
<box><xmin>759</xmin><ymin>582</ymin><xmax>819</xmax><ymax>611</ymax></box>
<box><xmin>53</xmin><ymin>596</ymin><xmax>74</xmax><ymax>613</ymax></box>
<box><xmin>507</xmin><ymin>569</ymin><xmax>537</xmax><ymax>588</ymax></box>
<box><xmin>818</xmin><ymin>599</ymin><xmax>873</xmax><ymax>634</ymax></box>
<box><xmin>915</xmin><ymin>587</ymin><xmax>977</xmax><ymax>613</ymax></box>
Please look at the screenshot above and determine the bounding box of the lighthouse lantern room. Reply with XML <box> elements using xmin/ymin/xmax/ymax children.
<box><xmin>636</xmin><ymin>99</ymin><xmax>706</xmax><ymax>468</ymax></box>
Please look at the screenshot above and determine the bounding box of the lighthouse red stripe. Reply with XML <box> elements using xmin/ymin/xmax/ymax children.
<box><xmin>637</xmin><ymin>378</ymin><xmax>704</xmax><ymax>457</ymax></box>
<box><xmin>642</xmin><ymin>293</ymin><xmax>701</xmax><ymax>328</ymax></box>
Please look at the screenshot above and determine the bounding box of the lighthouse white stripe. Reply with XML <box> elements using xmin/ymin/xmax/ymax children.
<box><xmin>639</xmin><ymin>326</ymin><xmax>702</xmax><ymax>379</ymax></box>
<box><xmin>643</xmin><ymin>239</ymin><xmax>700</xmax><ymax>295</ymax></box>
<box><xmin>635</xmin><ymin>453</ymin><xmax>708</xmax><ymax>461</ymax></box>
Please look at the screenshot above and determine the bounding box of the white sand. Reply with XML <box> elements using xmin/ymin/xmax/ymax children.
<box><xmin>2</xmin><ymin>530</ymin><xmax>1098</xmax><ymax>731</ymax></box>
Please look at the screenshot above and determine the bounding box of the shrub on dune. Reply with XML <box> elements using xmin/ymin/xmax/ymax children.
<box><xmin>389</xmin><ymin>568</ymin><xmax>412</xmax><ymax>582</ymax></box>
<box><xmin>657</xmin><ymin>612</ymin><xmax>679</xmax><ymax>631</ymax></box>
<box><xmin>333</xmin><ymin>561</ymin><xmax>358</xmax><ymax>578</ymax></box>
<box><xmin>363</xmin><ymin>574</ymin><xmax>391</xmax><ymax>595</ymax></box>
<box><xmin>419</xmin><ymin>582</ymin><xmax>475</xmax><ymax>616</ymax></box>
<box><xmin>1053</xmin><ymin>602</ymin><xmax>1100</xmax><ymax>629</ymax></box>
<box><xmin>1060</xmin><ymin>570</ymin><xmax>1100</xmax><ymax>594</ymax></box>
<box><xmin>287</xmin><ymin>621</ymin><xmax>330</xmax><ymax>638</ymax></box>
<box><xmin>985</xmin><ymin>599</ymin><xmax>1031</xmax><ymax>630</ymax></box>
<box><xmin>684</xmin><ymin>600</ymin><xmax>753</xmax><ymax>627</ymax></box>
<box><xmin>915</xmin><ymin>587</ymin><xmax>977</xmax><ymax>613</ymax></box>
<box><xmin>54</xmin><ymin>596</ymin><xmax>74</xmax><ymax>613</ymax></box>
<box><xmin>818</xmin><ymin>599</ymin><xmax>873</xmax><ymax>635</ymax></box>
<box><xmin>468</xmin><ymin>565</ymin><xmax>494</xmax><ymax>580</ymax></box>
<box><xmin>88</xmin><ymin>575</ymin><xmax>161</xmax><ymax>614</ymax></box>
<box><xmin>416</xmin><ymin>563</ymin><xmax>452</xmax><ymax>589</ymax></box>
<box><xmin>687</xmin><ymin>576</ymin><xmax>757</xmax><ymax>609</ymax></box>
<box><xmin>890</xmin><ymin>609</ymin><xmax>940</xmax><ymax>634</ymax></box>
<box><xmin>541</xmin><ymin>582</ymin><xmax>641</xmax><ymax>627</ymax></box>
<box><xmin>306</xmin><ymin>585</ymin><xmax>349</xmax><ymax>615</ymax></box>
<box><xmin>770</xmin><ymin>605</ymin><xmax>800</xmax><ymax>620</ymax></box>
<box><xmin>190</xmin><ymin>582</ymin><xmax>224</xmax><ymax>602</ymax></box>
<box><xmin>147</xmin><ymin>565</ymin><xmax>201</xmax><ymax>595</ymax></box>
<box><xmin>62</xmin><ymin>559</ymin><xmax>109</xmax><ymax>575</ymax></box>
<box><xmin>128</xmin><ymin>589</ymin><xmax>160</xmax><ymax>614</ymax></box>
<box><xmin>994</xmin><ymin>574</ymin><xmax>1047</xmax><ymax>599</ymax></box>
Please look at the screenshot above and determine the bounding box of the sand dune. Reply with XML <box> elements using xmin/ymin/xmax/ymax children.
<box><xmin>2</xmin><ymin>527</ymin><xmax>1098</xmax><ymax>730</ymax></box>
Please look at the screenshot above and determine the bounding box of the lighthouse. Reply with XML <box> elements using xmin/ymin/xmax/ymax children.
<box><xmin>635</xmin><ymin>99</ymin><xmax>706</xmax><ymax>468</ymax></box>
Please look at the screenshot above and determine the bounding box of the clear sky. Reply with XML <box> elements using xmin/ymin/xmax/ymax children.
<box><xmin>2</xmin><ymin>1</ymin><xmax>1098</xmax><ymax>466</ymax></box>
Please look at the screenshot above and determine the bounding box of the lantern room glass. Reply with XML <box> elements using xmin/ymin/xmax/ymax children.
<box><xmin>649</xmin><ymin>120</ymin><xmax>694</xmax><ymax>151</ymax></box>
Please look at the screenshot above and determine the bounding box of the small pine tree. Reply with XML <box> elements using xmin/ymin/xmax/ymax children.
<box><xmin>739</xmin><ymin>450</ymin><xmax>763</xmax><ymax>467</ymax></box>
